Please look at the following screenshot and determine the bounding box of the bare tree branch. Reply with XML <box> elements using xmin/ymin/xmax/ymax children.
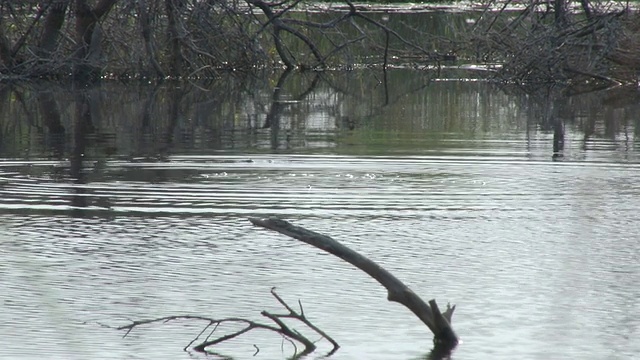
<box><xmin>116</xmin><ymin>288</ymin><xmax>339</xmax><ymax>358</ymax></box>
<box><xmin>248</xmin><ymin>217</ymin><xmax>459</xmax><ymax>347</ymax></box>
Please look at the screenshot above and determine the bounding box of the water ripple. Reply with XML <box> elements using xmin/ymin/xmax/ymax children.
<box><xmin>1</xmin><ymin>152</ymin><xmax>640</xmax><ymax>360</ymax></box>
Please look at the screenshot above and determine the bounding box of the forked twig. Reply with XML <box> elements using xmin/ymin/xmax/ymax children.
<box><xmin>115</xmin><ymin>288</ymin><xmax>339</xmax><ymax>358</ymax></box>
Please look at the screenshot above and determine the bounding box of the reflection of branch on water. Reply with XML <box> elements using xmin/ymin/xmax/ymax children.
<box><xmin>262</xmin><ymin>69</ymin><xmax>291</xmax><ymax>130</ymax></box>
<box><xmin>423</xmin><ymin>344</ymin><xmax>455</xmax><ymax>360</ymax></box>
<box><xmin>0</xmin><ymin>87</ymin><xmax>10</xmax><ymax>154</ymax></box>
<box><xmin>69</xmin><ymin>90</ymin><xmax>94</xmax><ymax>212</ymax></box>
<box><xmin>26</xmin><ymin>85</ymin><xmax>112</xmax><ymax>215</ymax></box>
<box><xmin>262</xmin><ymin>69</ymin><xmax>322</xmax><ymax>150</ymax></box>
<box><xmin>11</xmin><ymin>88</ymin><xmax>38</xmax><ymax>129</ymax></box>
<box><xmin>553</xmin><ymin>118</ymin><xmax>564</xmax><ymax>159</ymax></box>
<box><xmin>262</xmin><ymin>69</ymin><xmax>320</xmax><ymax>129</ymax></box>
<box><xmin>141</xmin><ymin>82</ymin><xmax>162</xmax><ymax>134</ymax></box>
<box><xmin>255</xmin><ymin>68</ymin><xmax>433</xmax><ymax>147</ymax></box>
<box><xmin>160</xmin><ymin>86</ymin><xmax>186</xmax><ymax>158</ymax></box>
<box><xmin>3</xmin><ymin>72</ymin><xmax>639</xmax><ymax>159</ymax></box>
<box><xmin>319</xmin><ymin>69</ymin><xmax>431</xmax><ymax>119</ymax></box>
<box><xmin>383</xmin><ymin>67</ymin><xmax>390</xmax><ymax>106</ymax></box>
<box><xmin>0</xmin><ymin>86</ymin><xmax>39</xmax><ymax>154</ymax></box>
<box><xmin>38</xmin><ymin>91</ymin><xmax>66</xmax><ymax>157</ymax></box>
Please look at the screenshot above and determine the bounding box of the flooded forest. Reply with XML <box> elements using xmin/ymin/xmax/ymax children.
<box><xmin>1</xmin><ymin>1</ymin><xmax>639</xmax><ymax>360</ymax></box>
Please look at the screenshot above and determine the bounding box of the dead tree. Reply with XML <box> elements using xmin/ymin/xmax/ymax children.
<box><xmin>246</xmin><ymin>0</ymin><xmax>441</xmax><ymax>70</ymax></box>
<box><xmin>117</xmin><ymin>217</ymin><xmax>457</xmax><ymax>356</ymax></box>
<box><xmin>37</xmin><ymin>0</ymin><xmax>70</xmax><ymax>56</ymax></box>
<box><xmin>1</xmin><ymin>0</ymin><xmax>455</xmax><ymax>78</ymax></box>
<box><xmin>249</xmin><ymin>217</ymin><xmax>459</xmax><ymax>349</ymax></box>
<box><xmin>471</xmin><ymin>0</ymin><xmax>638</xmax><ymax>88</ymax></box>
<box><xmin>73</xmin><ymin>0</ymin><xmax>118</xmax><ymax>80</ymax></box>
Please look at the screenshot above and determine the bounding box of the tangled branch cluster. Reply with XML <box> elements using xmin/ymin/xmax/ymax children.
<box><xmin>0</xmin><ymin>0</ymin><xmax>447</xmax><ymax>79</ymax></box>
<box><xmin>1</xmin><ymin>0</ymin><xmax>637</xmax><ymax>86</ymax></box>
<box><xmin>471</xmin><ymin>0</ymin><xmax>639</xmax><ymax>86</ymax></box>
<box><xmin>117</xmin><ymin>287</ymin><xmax>339</xmax><ymax>358</ymax></box>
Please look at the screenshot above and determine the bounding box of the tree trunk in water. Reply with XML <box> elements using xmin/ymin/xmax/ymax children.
<box><xmin>38</xmin><ymin>0</ymin><xmax>70</xmax><ymax>55</ymax></box>
<box><xmin>73</xmin><ymin>0</ymin><xmax>118</xmax><ymax>80</ymax></box>
<box><xmin>165</xmin><ymin>0</ymin><xmax>183</xmax><ymax>77</ymax></box>
<box><xmin>137</xmin><ymin>0</ymin><xmax>165</xmax><ymax>77</ymax></box>
<box><xmin>0</xmin><ymin>16</ymin><xmax>14</xmax><ymax>69</ymax></box>
<box><xmin>249</xmin><ymin>217</ymin><xmax>459</xmax><ymax>348</ymax></box>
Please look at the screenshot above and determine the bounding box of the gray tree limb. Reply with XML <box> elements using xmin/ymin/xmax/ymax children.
<box><xmin>248</xmin><ymin>217</ymin><xmax>458</xmax><ymax>347</ymax></box>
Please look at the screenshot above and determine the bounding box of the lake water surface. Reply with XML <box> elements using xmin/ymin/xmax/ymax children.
<box><xmin>1</xmin><ymin>70</ymin><xmax>639</xmax><ymax>360</ymax></box>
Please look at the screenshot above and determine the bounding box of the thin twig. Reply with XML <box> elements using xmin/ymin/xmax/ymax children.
<box><xmin>116</xmin><ymin>289</ymin><xmax>338</xmax><ymax>357</ymax></box>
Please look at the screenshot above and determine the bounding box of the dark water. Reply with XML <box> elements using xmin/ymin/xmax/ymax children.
<box><xmin>1</xmin><ymin>70</ymin><xmax>639</xmax><ymax>360</ymax></box>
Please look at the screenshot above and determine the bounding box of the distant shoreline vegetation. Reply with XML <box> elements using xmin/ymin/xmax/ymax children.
<box><xmin>0</xmin><ymin>1</ymin><xmax>638</xmax><ymax>90</ymax></box>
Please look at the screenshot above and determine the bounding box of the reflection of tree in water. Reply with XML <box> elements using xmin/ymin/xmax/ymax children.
<box><xmin>158</xmin><ymin>85</ymin><xmax>184</xmax><ymax>159</ymax></box>
<box><xmin>0</xmin><ymin>87</ymin><xmax>9</xmax><ymax>155</ymax></box>
<box><xmin>1</xmin><ymin>73</ymin><xmax>639</xmax><ymax>161</ymax></box>
<box><xmin>39</xmin><ymin>86</ymin><xmax>114</xmax><ymax>214</ymax></box>
<box><xmin>69</xmin><ymin>90</ymin><xmax>94</xmax><ymax>212</ymax></box>
<box><xmin>53</xmin><ymin>87</ymin><xmax>114</xmax><ymax>215</ymax></box>
<box><xmin>261</xmin><ymin>69</ymin><xmax>324</xmax><ymax>150</ymax></box>
<box><xmin>506</xmin><ymin>85</ymin><xmax>639</xmax><ymax>160</ymax></box>
<box><xmin>1</xmin><ymin>71</ymin><xmax>430</xmax><ymax>156</ymax></box>
<box><xmin>248</xmin><ymin>68</ymin><xmax>438</xmax><ymax>149</ymax></box>
<box><xmin>38</xmin><ymin>91</ymin><xmax>66</xmax><ymax>157</ymax></box>
<box><xmin>0</xmin><ymin>86</ymin><xmax>39</xmax><ymax>155</ymax></box>
<box><xmin>521</xmin><ymin>87</ymin><xmax>566</xmax><ymax>159</ymax></box>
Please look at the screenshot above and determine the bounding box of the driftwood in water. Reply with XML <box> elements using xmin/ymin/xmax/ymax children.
<box><xmin>248</xmin><ymin>217</ymin><xmax>458</xmax><ymax>348</ymax></box>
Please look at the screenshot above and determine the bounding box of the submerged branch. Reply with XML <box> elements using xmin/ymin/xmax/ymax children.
<box><xmin>116</xmin><ymin>288</ymin><xmax>338</xmax><ymax>358</ymax></box>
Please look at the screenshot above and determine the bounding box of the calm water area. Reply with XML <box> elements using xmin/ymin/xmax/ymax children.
<box><xmin>1</xmin><ymin>68</ymin><xmax>639</xmax><ymax>360</ymax></box>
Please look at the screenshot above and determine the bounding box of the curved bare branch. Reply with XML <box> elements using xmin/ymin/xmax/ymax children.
<box><xmin>248</xmin><ymin>217</ymin><xmax>459</xmax><ymax>347</ymax></box>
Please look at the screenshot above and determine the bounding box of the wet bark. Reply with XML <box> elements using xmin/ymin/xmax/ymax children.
<box><xmin>554</xmin><ymin>0</ymin><xmax>567</xmax><ymax>27</ymax></box>
<box><xmin>247</xmin><ymin>0</ymin><xmax>293</xmax><ymax>69</ymax></box>
<box><xmin>73</xmin><ymin>0</ymin><xmax>118</xmax><ymax>79</ymax></box>
<box><xmin>579</xmin><ymin>0</ymin><xmax>592</xmax><ymax>20</ymax></box>
<box><xmin>0</xmin><ymin>16</ymin><xmax>14</xmax><ymax>68</ymax></box>
<box><xmin>137</xmin><ymin>0</ymin><xmax>165</xmax><ymax>77</ymax></box>
<box><xmin>249</xmin><ymin>217</ymin><xmax>459</xmax><ymax>348</ymax></box>
<box><xmin>247</xmin><ymin>0</ymin><xmax>329</xmax><ymax>69</ymax></box>
<box><xmin>38</xmin><ymin>0</ymin><xmax>70</xmax><ymax>55</ymax></box>
<box><xmin>165</xmin><ymin>0</ymin><xmax>183</xmax><ymax>76</ymax></box>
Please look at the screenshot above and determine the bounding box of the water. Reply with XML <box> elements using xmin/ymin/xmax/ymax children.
<box><xmin>1</xmin><ymin>70</ymin><xmax>639</xmax><ymax>360</ymax></box>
